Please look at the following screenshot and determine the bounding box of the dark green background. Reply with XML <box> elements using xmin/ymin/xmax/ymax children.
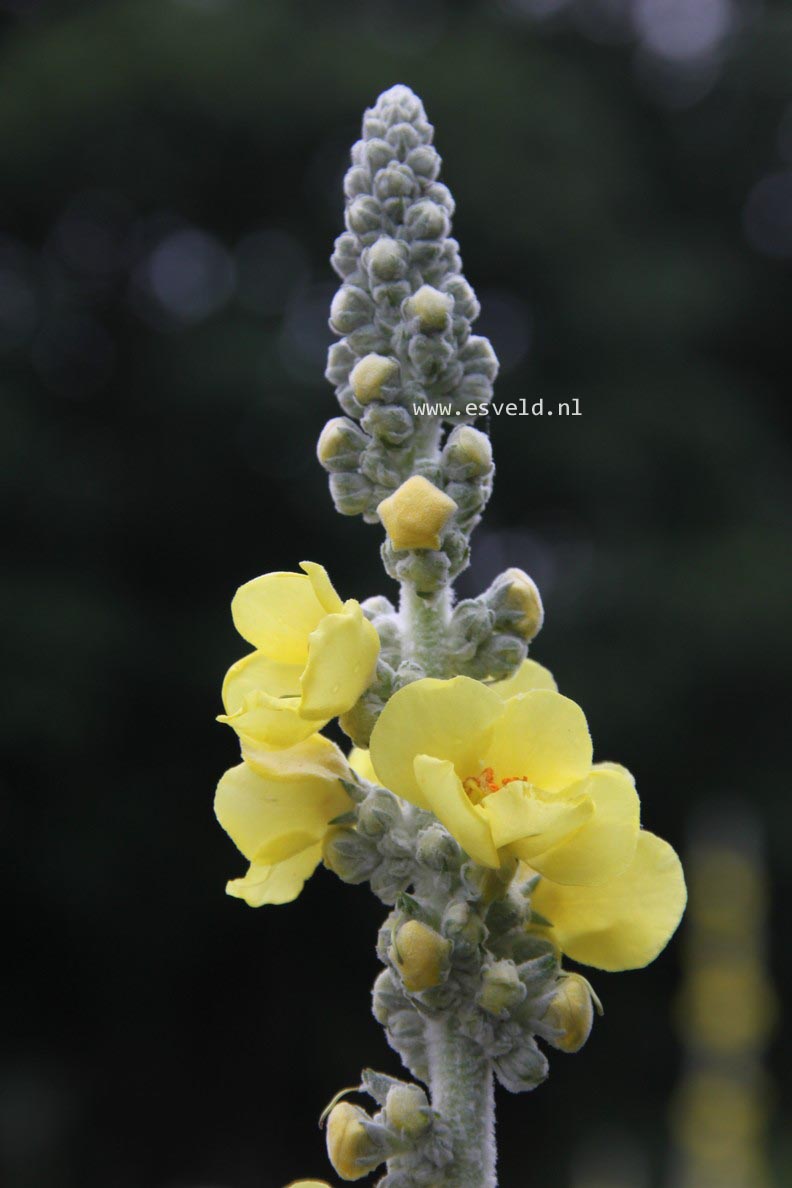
<box><xmin>1</xmin><ymin>1</ymin><xmax>790</xmax><ymax>1185</ymax></box>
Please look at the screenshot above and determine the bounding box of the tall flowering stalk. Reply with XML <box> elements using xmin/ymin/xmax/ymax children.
<box><xmin>214</xmin><ymin>86</ymin><xmax>687</xmax><ymax>1188</ymax></box>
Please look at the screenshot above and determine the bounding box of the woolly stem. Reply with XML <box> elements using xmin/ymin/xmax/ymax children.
<box><xmin>425</xmin><ymin>1016</ymin><xmax>497</xmax><ymax>1187</ymax></box>
<box><xmin>400</xmin><ymin>581</ymin><xmax>451</xmax><ymax>678</ymax></box>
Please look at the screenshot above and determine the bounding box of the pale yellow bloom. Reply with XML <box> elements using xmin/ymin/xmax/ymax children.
<box><xmin>219</xmin><ymin>562</ymin><xmax>379</xmax><ymax>750</ymax></box>
<box><xmin>215</xmin><ymin>734</ymin><xmax>351</xmax><ymax>906</ymax></box>
<box><xmin>369</xmin><ymin>659</ymin><xmax>685</xmax><ymax>970</ymax></box>
<box><xmin>377</xmin><ymin>476</ymin><xmax>457</xmax><ymax>551</ymax></box>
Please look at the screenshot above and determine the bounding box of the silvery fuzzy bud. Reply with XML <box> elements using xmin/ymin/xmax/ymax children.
<box><xmin>442</xmin><ymin>425</ymin><xmax>493</xmax><ymax>481</ymax></box>
<box><xmin>325</xmin><ymin>340</ymin><xmax>356</xmax><ymax>386</ymax></box>
<box><xmin>486</xmin><ymin>892</ymin><xmax>528</xmax><ymax>938</ymax></box>
<box><xmin>471</xmin><ymin>633</ymin><xmax>527</xmax><ymax>682</ymax></box>
<box><xmin>539</xmin><ymin>974</ymin><xmax>596</xmax><ymax>1053</ymax></box>
<box><xmin>405</xmin><ymin>144</ymin><xmax>440</xmax><ymax>180</ymax></box>
<box><xmin>357</xmin><ymin>789</ymin><xmax>401</xmax><ymax>838</ymax></box>
<box><xmin>478</xmin><ymin>960</ymin><xmax>527</xmax><ymax>1018</ymax></box>
<box><xmin>346</xmin><ymin>195</ymin><xmax>383</xmax><ymax>238</ymax></box>
<box><xmin>406</xmin><ymin>199</ymin><xmax>449</xmax><ymax>241</ymax></box>
<box><xmin>329</xmin><ymin>472</ymin><xmax>373</xmax><ymax>517</ymax></box>
<box><xmin>460</xmin><ymin>334</ymin><xmax>499</xmax><ymax>381</ymax></box>
<box><xmin>485</xmin><ymin>567</ymin><xmax>544</xmax><ymax>643</ymax></box>
<box><xmin>331</xmin><ymin>232</ymin><xmax>361</xmax><ymax>280</ymax></box>
<box><xmin>356</xmin><ymin>137</ymin><xmax>394</xmax><ymax>171</ymax></box>
<box><xmin>405</xmin><ymin>285</ymin><xmax>453</xmax><ymax>332</ymax></box>
<box><xmin>326</xmin><ymin>1102</ymin><xmax>385</xmax><ymax>1181</ymax></box>
<box><xmin>384</xmin><ymin>1084</ymin><xmax>431</xmax><ymax>1138</ymax></box>
<box><xmin>323</xmin><ymin>829</ymin><xmax>378</xmax><ymax>884</ymax></box>
<box><xmin>494</xmin><ymin>1035</ymin><xmax>549</xmax><ymax>1094</ymax></box>
<box><xmin>330</xmin><ymin>285</ymin><xmax>374</xmax><ymax>335</ymax></box>
<box><xmin>361</xmin><ymin>404</ymin><xmax>414</xmax><ymax>447</ymax></box>
<box><xmin>344</xmin><ymin>165</ymin><xmax>373</xmax><ymax>199</ymax></box>
<box><xmin>374</xmin><ymin>164</ymin><xmax>416</xmax><ymax>201</ymax></box>
<box><xmin>442</xmin><ymin>900</ymin><xmax>487</xmax><ymax>954</ymax></box>
<box><xmin>416</xmin><ymin>822</ymin><xmax>462</xmax><ymax>871</ymax></box>
<box><xmin>381</xmin><ymin>540</ymin><xmax>451</xmax><ymax>594</ymax></box>
<box><xmin>317</xmin><ymin>417</ymin><xmax>369</xmax><ymax>473</ymax></box>
<box><xmin>366</xmin><ymin>236</ymin><xmax>409</xmax><ymax>281</ymax></box>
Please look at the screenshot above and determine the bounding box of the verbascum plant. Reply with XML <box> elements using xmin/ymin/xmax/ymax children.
<box><xmin>214</xmin><ymin>85</ymin><xmax>687</xmax><ymax>1188</ymax></box>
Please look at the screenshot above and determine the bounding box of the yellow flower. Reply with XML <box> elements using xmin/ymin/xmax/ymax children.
<box><xmin>377</xmin><ymin>475</ymin><xmax>457</xmax><ymax>551</ymax></box>
<box><xmin>218</xmin><ymin>562</ymin><xmax>380</xmax><ymax>750</ymax></box>
<box><xmin>214</xmin><ymin>734</ymin><xmax>351</xmax><ymax>906</ymax></box>
<box><xmin>369</xmin><ymin>658</ymin><xmax>685</xmax><ymax>970</ymax></box>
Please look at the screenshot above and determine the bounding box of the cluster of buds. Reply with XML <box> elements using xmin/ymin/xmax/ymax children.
<box><xmin>450</xmin><ymin>566</ymin><xmax>544</xmax><ymax>680</ymax></box>
<box><xmin>322</xmin><ymin>1070</ymin><xmax>452</xmax><ymax>1185</ymax></box>
<box><xmin>318</xmin><ymin>85</ymin><xmax>499</xmax><ymax>594</ymax></box>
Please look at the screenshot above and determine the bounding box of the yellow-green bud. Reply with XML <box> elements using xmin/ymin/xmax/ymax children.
<box><xmin>350</xmin><ymin>353</ymin><xmax>398</xmax><ymax>404</ymax></box>
<box><xmin>390</xmin><ymin>919</ymin><xmax>450</xmax><ymax>992</ymax></box>
<box><xmin>443</xmin><ymin>425</ymin><xmax>493</xmax><ymax>479</ymax></box>
<box><xmin>368</xmin><ymin>236</ymin><xmax>407</xmax><ymax>280</ymax></box>
<box><xmin>406</xmin><ymin>284</ymin><xmax>453</xmax><ymax>331</ymax></box>
<box><xmin>498</xmin><ymin>567</ymin><xmax>544</xmax><ymax>641</ymax></box>
<box><xmin>384</xmin><ymin>1083</ymin><xmax>431</xmax><ymax>1137</ymax></box>
<box><xmin>317</xmin><ymin>417</ymin><xmax>367</xmax><ymax>472</ymax></box>
<box><xmin>478</xmin><ymin>960</ymin><xmax>526</xmax><ymax>1016</ymax></box>
<box><xmin>326</xmin><ymin>1103</ymin><xmax>383</xmax><ymax>1182</ymax></box>
<box><xmin>377</xmin><ymin>475</ymin><xmax>457</xmax><ymax>551</ymax></box>
<box><xmin>542</xmin><ymin>974</ymin><xmax>595</xmax><ymax>1053</ymax></box>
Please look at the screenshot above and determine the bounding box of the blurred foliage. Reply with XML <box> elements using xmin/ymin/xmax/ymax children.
<box><xmin>0</xmin><ymin>1</ymin><xmax>790</xmax><ymax>1185</ymax></box>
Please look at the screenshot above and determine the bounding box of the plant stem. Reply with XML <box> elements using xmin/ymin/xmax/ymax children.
<box><xmin>425</xmin><ymin>1016</ymin><xmax>497</xmax><ymax>1188</ymax></box>
<box><xmin>400</xmin><ymin>581</ymin><xmax>451</xmax><ymax>678</ymax></box>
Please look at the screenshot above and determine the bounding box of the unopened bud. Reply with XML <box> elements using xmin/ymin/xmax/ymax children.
<box><xmin>350</xmin><ymin>353</ymin><xmax>398</xmax><ymax>404</ymax></box>
<box><xmin>416</xmin><ymin>822</ymin><xmax>461</xmax><ymax>870</ymax></box>
<box><xmin>368</xmin><ymin>236</ymin><xmax>407</xmax><ymax>280</ymax></box>
<box><xmin>377</xmin><ymin>475</ymin><xmax>457</xmax><ymax>551</ymax></box>
<box><xmin>442</xmin><ymin>425</ymin><xmax>493</xmax><ymax>480</ymax></box>
<box><xmin>478</xmin><ymin>960</ymin><xmax>527</xmax><ymax>1017</ymax></box>
<box><xmin>317</xmin><ymin>417</ymin><xmax>368</xmax><ymax>472</ymax></box>
<box><xmin>490</xmin><ymin>568</ymin><xmax>544</xmax><ymax>642</ymax></box>
<box><xmin>330</xmin><ymin>285</ymin><xmax>373</xmax><ymax>335</ymax></box>
<box><xmin>357</xmin><ymin>789</ymin><xmax>400</xmax><ymax>838</ymax></box>
<box><xmin>542</xmin><ymin>974</ymin><xmax>595</xmax><ymax>1053</ymax></box>
<box><xmin>390</xmin><ymin>919</ymin><xmax>450</xmax><ymax>992</ymax></box>
<box><xmin>326</xmin><ymin>1103</ymin><xmax>383</xmax><ymax>1182</ymax></box>
<box><xmin>384</xmin><ymin>1084</ymin><xmax>431</xmax><ymax>1137</ymax></box>
<box><xmin>406</xmin><ymin>284</ymin><xmax>453</xmax><ymax>331</ymax></box>
<box><xmin>323</xmin><ymin>829</ymin><xmax>377</xmax><ymax>884</ymax></box>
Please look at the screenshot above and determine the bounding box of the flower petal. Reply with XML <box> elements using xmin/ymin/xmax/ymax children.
<box><xmin>492</xmin><ymin>659</ymin><xmax>558</xmax><ymax>699</ymax></box>
<box><xmin>218</xmin><ymin>690</ymin><xmax>321</xmax><ymax>749</ymax></box>
<box><xmin>231</xmin><ymin>572</ymin><xmax>326</xmax><ymax>662</ymax></box>
<box><xmin>527</xmin><ymin>766</ymin><xmax>640</xmax><ymax>886</ymax></box>
<box><xmin>222</xmin><ymin>651</ymin><xmax>302</xmax><ymax>714</ymax></box>
<box><xmin>300</xmin><ymin>561</ymin><xmax>344</xmax><ymax>614</ymax></box>
<box><xmin>242</xmin><ymin>733</ymin><xmax>351</xmax><ymax>783</ymax></box>
<box><xmin>483</xmin><ymin>690</ymin><xmax>592</xmax><ymax>793</ymax></box>
<box><xmin>300</xmin><ymin>603</ymin><xmax>380</xmax><ymax>720</ymax></box>
<box><xmin>369</xmin><ymin>676</ymin><xmax>502</xmax><ymax>808</ymax></box>
<box><xmin>414</xmin><ymin>754</ymin><xmax>499</xmax><ymax>868</ymax></box>
<box><xmin>482</xmin><ymin>781</ymin><xmax>593</xmax><ymax>855</ymax></box>
<box><xmin>531</xmin><ymin>831</ymin><xmax>687</xmax><ymax>971</ymax></box>
<box><xmin>226</xmin><ymin>844</ymin><xmax>323</xmax><ymax>906</ymax></box>
<box><xmin>349</xmin><ymin>747</ymin><xmax>377</xmax><ymax>782</ymax></box>
<box><xmin>215</xmin><ymin>762</ymin><xmax>350</xmax><ymax>865</ymax></box>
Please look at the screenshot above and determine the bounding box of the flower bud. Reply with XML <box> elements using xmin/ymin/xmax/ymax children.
<box><xmin>326</xmin><ymin>1103</ymin><xmax>383</xmax><ymax>1182</ymax></box>
<box><xmin>416</xmin><ymin>822</ymin><xmax>461</xmax><ymax>870</ymax></box>
<box><xmin>377</xmin><ymin>475</ymin><xmax>457</xmax><ymax>551</ymax></box>
<box><xmin>390</xmin><ymin>919</ymin><xmax>450</xmax><ymax>992</ymax></box>
<box><xmin>328</xmin><ymin>472</ymin><xmax>373</xmax><ymax>517</ymax></box>
<box><xmin>385</xmin><ymin>1083</ymin><xmax>431</xmax><ymax>1137</ymax></box>
<box><xmin>350</xmin><ymin>353</ymin><xmax>398</xmax><ymax>404</ymax></box>
<box><xmin>367</xmin><ymin>236</ymin><xmax>407</xmax><ymax>281</ymax></box>
<box><xmin>442</xmin><ymin>425</ymin><xmax>493</xmax><ymax>481</ymax></box>
<box><xmin>323</xmin><ymin>829</ymin><xmax>378</xmax><ymax>884</ymax></box>
<box><xmin>330</xmin><ymin>285</ymin><xmax>373</xmax><ymax>335</ymax></box>
<box><xmin>317</xmin><ymin>417</ymin><xmax>368</xmax><ymax>472</ymax></box>
<box><xmin>287</xmin><ymin>1181</ymin><xmax>333</xmax><ymax>1187</ymax></box>
<box><xmin>478</xmin><ymin>959</ymin><xmax>527</xmax><ymax>1017</ymax></box>
<box><xmin>488</xmin><ymin>568</ymin><xmax>544</xmax><ymax>642</ymax></box>
<box><xmin>406</xmin><ymin>284</ymin><xmax>453</xmax><ymax>331</ymax></box>
<box><xmin>541</xmin><ymin>974</ymin><xmax>595</xmax><ymax>1053</ymax></box>
<box><xmin>357</xmin><ymin>789</ymin><xmax>400</xmax><ymax>838</ymax></box>
<box><xmin>405</xmin><ymin>199</ymin><xmax>449</xmax><ymax>240</ymax></box>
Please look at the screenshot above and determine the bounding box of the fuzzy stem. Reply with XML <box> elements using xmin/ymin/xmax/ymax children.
<box><xmin>400</xmin><ymin>581</ymin><xmax>451</xmax><ymax>678</ymax></box>
<box><xmin>425</xmin><ymin>1017</ymin><xmax>497</xmax><ymax>1187</ymax></box>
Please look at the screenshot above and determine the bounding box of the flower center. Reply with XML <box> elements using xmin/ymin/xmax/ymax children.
<box><xmin>463</xmin><ymin>766</ymin><xmax>529</xmax><ymax>805</ymax></box>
